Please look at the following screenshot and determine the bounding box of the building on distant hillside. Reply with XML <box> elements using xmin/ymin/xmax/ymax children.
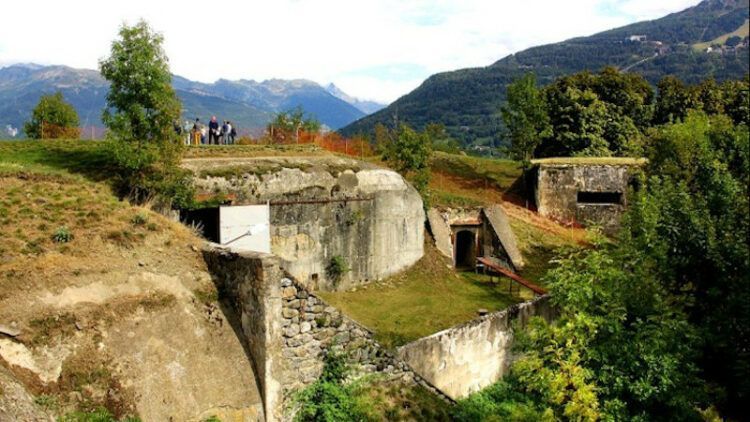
<box><xmin>530</xmin><ymin>157</ymin><xmax>647</xmax><ymax>234</ymax></box>
<box><xmin>627</xmin><ymin>35</ymin><xmax>647</xmax><ymax>42</ymax></box>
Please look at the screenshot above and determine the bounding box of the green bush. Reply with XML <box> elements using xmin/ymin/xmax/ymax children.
<box><xmin>59</xmin><ymin>408</ymin><xmax>140</xmax><ymax>422</ymax></box>
<box><xmin>294</xmin><ymin>351</ymin><xmax>374</xmax><ymax>422</ymax></box>
<box><xmin>131</xmin><ymin>213</ymin><xmax>148</xmax><ymax>225</ymax></box>
<box><xmin>52</xmin><ymin>226</ymin><xmax>73</xmax><ymax>243</ymax></box>
<box><xmin>326</xmin><ymin>256</ymin><xmax>350</xmax><ymax>285</ymax></box>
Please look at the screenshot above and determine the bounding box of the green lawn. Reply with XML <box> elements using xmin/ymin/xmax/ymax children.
<box><xmin>320</xmin><ymin>242</ymin><xmax>529</xmax><ymax>349</ymax></box>
<box><xmin>0</xmin><ymin>139</ymin><xmax>113</xmax><ymax>179</ymax></box>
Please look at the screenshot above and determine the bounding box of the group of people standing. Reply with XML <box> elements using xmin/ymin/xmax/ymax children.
<box><xmin>177</xmin><ymin>116</ymin><xmax>237</xmax><ymax>145</ymax></box>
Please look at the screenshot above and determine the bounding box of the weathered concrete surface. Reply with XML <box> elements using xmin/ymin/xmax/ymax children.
<box><xmin>188</xmin><ymin>157</ymin><xmax>425</xmax><ymax>292</ymax></box>
<box><xmin>532</xmin><ymin>160</ymin><xmax>643</xmax><ymax>233</ymax></box>
<box><xmin>204</xmin><ymin>248</ymin><xmax>284</xmax><ymax>422</ymax></box>
<box><xmin>482</xmin><ymin>205</ymin><xmax>524</xmax><ymax>270</ymax></box>
<box><xmin>427</xmin><ymin>206</ymin><xmax>524</xmax><ymax>271</ymax></box>
<box><xmin>0</xmin><ymin>364</ymin><xmax>53</xmax><ymax>421</ymax></box>
<box><xmin>427</xmin><ymin>208</ymin><xmax>453</xmax><ymax>258</ymax></box>
<box><xmin>204</xmin><ymin>247</ymin><xmax>453</xmax><ymax>421</ymax></box>
<box><xmin>397</xmin><ymin>296</ymin><xmax>555</xmax><ymax>399</ymax></box>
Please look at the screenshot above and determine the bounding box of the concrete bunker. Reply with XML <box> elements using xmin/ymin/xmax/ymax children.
<box><xmin>530</xmin><ymin>157</ymin><xmax>646</xmax><ymax>233</ymax></box>
<box><xmin>183</xmin><ymin>156</ymin><xmax>425</xmax><ymax>292</ymax></box>
<box><xmin>427</xmin><ymin>204</ymin><xmax>524</xmax><ymax>272</ymax></box>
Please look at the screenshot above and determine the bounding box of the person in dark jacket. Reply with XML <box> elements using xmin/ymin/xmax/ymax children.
<box><xmin>208</xmin><ymin>116</ymin><xmax>219</xmax><ymax>144</ymax></box>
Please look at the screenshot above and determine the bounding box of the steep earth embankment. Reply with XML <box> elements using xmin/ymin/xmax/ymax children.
<box><xmin>0</xmin><ymin>173</ymin><xmax>263</xmax><ymax>421</ymax></box>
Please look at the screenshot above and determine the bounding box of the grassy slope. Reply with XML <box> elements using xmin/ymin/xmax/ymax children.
<box><xmin>321</xmin><ymin>240</ymin><xmax>523</xmax><ymax>349</ymax></box>
<box><xmin>694</xmin><ymin>19</ymin><xmax>750</xmax><ymax>50</ymax></box>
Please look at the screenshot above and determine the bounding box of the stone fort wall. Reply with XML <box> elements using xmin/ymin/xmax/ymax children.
<box><xmin>204</xmin><ymin>247</ymin><xmax>451</xmax><ymax>422</ymax></box>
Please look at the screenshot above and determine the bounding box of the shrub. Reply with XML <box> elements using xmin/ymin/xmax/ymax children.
<box><xmin>326</xmin><ymin>256</ymin><xmax>350</xmax><ymax>285</ymax></box>
<box><xmin>59</xmin><ymin>407</ymin><xmax>140</xmax><ymax>422</ymax></box>
<box><xmin>52</xmin><ymin>226</ymin><xmax>73</xmax><ymax>243</ymax></box>
<box><xmin>294</xmin><ymin>352</ymin><xmax>374</xmax><ymax>422</ymax></box>
<box><xmin>131</xmin><ymin>213</ymin><xmax>148</xmax><ymax>225</ymax></box>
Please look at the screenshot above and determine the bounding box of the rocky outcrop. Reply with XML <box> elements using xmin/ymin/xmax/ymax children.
<box><xmin>187</xmin><ymin>157</ymin><xmax>425</xmax><ymax>292</ymax></box>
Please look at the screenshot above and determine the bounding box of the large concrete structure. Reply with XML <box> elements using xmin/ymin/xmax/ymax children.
<box><xmin>183</xmin><ymin>157</ymin><xmax>425</xmax><ymax>292</ymax></box>
<box><xmin>530</xmin><ymin>157</ymin><xmax>646</xmax><ymax>233</ymax></box>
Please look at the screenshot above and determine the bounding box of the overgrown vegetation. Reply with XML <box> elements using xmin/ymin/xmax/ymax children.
<box><xmin>59</xmin><ymin>408</ymin><xmax>140</xmax><ymax>422</ymax></box>
<box><xmin>502</xmin><ymin>68</ymin><xmax>748</xmax><ymax>159</ymax></box>
<box><xmin>326</xmin><ymin>255</ymin><xmax>350</xmax><ymax>286</ymax></box>
<box><xmin>455</xmin><ymin>99</ymin><xmax>749</xmax><ymax>419</ymax></box>
<box><xmin>293</xmin><ymin>351</ymin><xmax>373</xmax><ymax>421</ymax></box>
<box><xmin>293</xmin><ymin>351</ymin><xmax>451</xmax><ymax>421</ymax></box>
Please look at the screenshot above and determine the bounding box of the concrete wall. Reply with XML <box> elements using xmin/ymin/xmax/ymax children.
<box><xmin>190</xmin><ymin>157</ymin><xmax>424</xmax><ymax>292</ymax></box>
<box><xmin>534</xmin><ymin>164</ymin><xmax>634</xmax><ymax>233</ymax></box>
<box><xmin>204</xmin><ymin>247</ymin><xmax>451</xmax><ymax>421</ymax></box>
<box><xmin>397</xmin><ymin>296</ymin><xmax>555</xmax><ymax>400</ymax></box>
<box><xmin>204</xmin><ymin>248</ymin><xmax>285</xmax><ymax>421</ymax></box>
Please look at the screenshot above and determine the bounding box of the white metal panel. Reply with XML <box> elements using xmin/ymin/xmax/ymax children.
<box><xmin>219</xmin><ymin>204</ymin><xmax>271</xmax><ymax>253</ymax></box>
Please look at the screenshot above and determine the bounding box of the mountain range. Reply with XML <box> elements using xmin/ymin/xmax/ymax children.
<box><xmin>0</xmin><ymin>64</ymin><xmax>386</xmax><ymax>137</ymax></box>
<box><xmin>340</xmin><ymin>0</ymin><xmax>750</xmax><ymax>146</ymax></box>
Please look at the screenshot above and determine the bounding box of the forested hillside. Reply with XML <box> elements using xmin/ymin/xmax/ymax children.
<box><xmin>341</xmin><ymin>0</ymin><xmax>749</xmax><ymax>147</ymax></box>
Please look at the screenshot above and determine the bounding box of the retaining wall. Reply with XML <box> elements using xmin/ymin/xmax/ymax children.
<box><xmin>396</xmin><ymin>295</ymin><xmax>555</xmax><ymax>399</ymax></box>
<box><xmin>204</xmin><ymin>247</ymin><xmax>451</xmax><ymax>421</ymax></box>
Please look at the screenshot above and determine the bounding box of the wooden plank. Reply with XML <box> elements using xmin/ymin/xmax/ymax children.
<box><xmin>477</xmin><ymin>257</ymin><xmax>547</xmax><ymax>295</ymax></box>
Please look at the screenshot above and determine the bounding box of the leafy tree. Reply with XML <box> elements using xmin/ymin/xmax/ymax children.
<box><xmin>382</xmin><ymin>124</ymin><xmax>432</xmax><ymax>203</ymax></box>
<box><xmin>24</xmin><ymin>92</ymin><xmax>80</xmax><ymax>139</ymax></box>
<box><xmin>537</xmin><ymin>68</ymin><xmax>652</xmax><ymax>157</ymax></box>
<box><xmin>267</xmin><ymin>107</ymin><xmax>321</xmax><ymax>143</ymax></box>
<box><xmin>426</xmin><ymin>122</ymin><xmax>461</xmax><ymax>154</ymax></box>
<box><xmin>99</xmin><ymin>20</ymin><xmax>183</xmax><ymax>202</ymax></box>
<box><xmin>643</xmin><ymin>112</ymin><xmax>749</xmax><ymax>417</ymax></box>
<box><xmin>721</xmin><ymin>76</ymin><xmax>749</xmax><ymax>126</ymax></box>
<box><xmin>654</xmin><ymin>76</ymin><xmax>698</xmax><ymax>124</ymax></box>
<box><xmin>541</xmin><ymin>85</ymin><xmax>610</xmax><ymax>157</ymax></box>
<box><xmin>501</xmin><ymin>73</ymin><xmax>551</xmax><ymax>169</ymax></box>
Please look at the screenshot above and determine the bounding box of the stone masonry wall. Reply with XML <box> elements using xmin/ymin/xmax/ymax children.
<box><xmin>397</xmin><ymin>296</ymin><xmax>555</xmax><ymax>400</ymax></box>
<box><xmin>204</xmin><ymin>247</ymin><xmax>451</xmax><ymax>422</ymax></box>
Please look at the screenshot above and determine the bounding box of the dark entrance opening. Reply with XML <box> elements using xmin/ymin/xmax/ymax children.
<box><xmin>577</xmin><ymin>191</ymin><xmax>622</xmax><ymax>205</ymax></box>
<box><xmin>179</xmin><ymin>207</ymin><xmax>220</xmax><ymax>242</ymax></box>
<box><xmin>454</xmin><ymin>230</ymin><xmax>477</xmax><ymax>269</ymax></box>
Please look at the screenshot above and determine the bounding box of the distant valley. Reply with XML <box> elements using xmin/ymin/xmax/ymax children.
<box><xmin>0</xmin><ymin>64</ymin><xmax>386</xmax><ymax>137</ymax></box>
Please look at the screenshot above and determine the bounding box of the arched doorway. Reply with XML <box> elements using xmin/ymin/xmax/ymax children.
<box><xmin>454</xmin><ymin>230</ymin><xmax>476</xmax><ymax>269</ymax></box>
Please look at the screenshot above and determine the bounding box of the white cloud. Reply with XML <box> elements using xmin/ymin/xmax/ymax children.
<box><xmin>0</xmin><ymin>0</ymin><xmax>699</xmax><ymax>103</ymax></box>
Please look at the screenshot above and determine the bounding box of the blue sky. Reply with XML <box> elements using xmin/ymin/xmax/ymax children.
<box><xmin>0</xmin><ymin>0</ymin><xmax>698</xmax><ymax>103</ymax></box>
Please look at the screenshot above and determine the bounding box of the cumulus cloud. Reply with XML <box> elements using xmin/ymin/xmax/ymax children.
<box><xmin>0</xmin><ymin>0</ymin><xmax>699</xmax><ymax>103</ymax></box>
